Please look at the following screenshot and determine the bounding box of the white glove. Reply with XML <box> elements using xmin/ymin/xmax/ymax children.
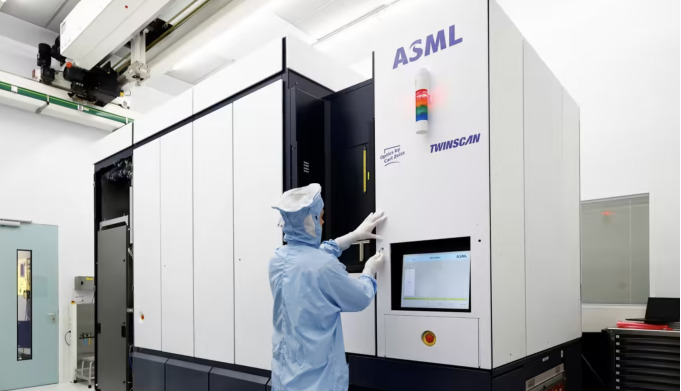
<box><xmin>362</xmin><ymin>251</ymin><xmax>384</xmax><ymax>278</ymax></box>
<box><xmin>335</xmin><ymin>211</ymin><xmax>387</xmax><ymax>251</ymax></box>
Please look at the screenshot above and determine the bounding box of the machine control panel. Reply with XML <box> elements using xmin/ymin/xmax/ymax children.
<box><xmin>391</xmin><ymin>237</ymin><xmax>471</xmax><ymax>312</ymax></box>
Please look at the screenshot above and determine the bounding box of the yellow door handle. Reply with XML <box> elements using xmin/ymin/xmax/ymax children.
<box><xmin>363</xmin><ymin>149</ymin><xmax>367</xmax><ymax>193</ymax></box>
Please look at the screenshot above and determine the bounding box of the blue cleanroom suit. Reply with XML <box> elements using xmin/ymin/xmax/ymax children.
<box><xmin>269</xmin><ymin>188</ymin><xmax>377</xmax><ymax>391</ymax></box>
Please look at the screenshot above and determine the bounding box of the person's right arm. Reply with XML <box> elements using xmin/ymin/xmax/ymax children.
<box><xmin>318</xmin><ymin>259</ymin><xmax>376</xmax><ymax>313</ymax></box>
<box><xmin>317</xmin><ymin>251</ymin><xmax>384</xmax><ymax>313</ymax></box>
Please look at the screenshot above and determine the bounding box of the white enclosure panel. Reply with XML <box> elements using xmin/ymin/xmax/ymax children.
<box><xmin>489</xmin><ymin>0</ymin><xmax>527</xmax><ymax>368</ymax></box>
<box><xmin>92</xmin><ymin>123</ymin><xmax>133</xmax><ymax>163</ymax></box>
<box><xmin>134</xmin><ymin>89</ymin><xmax>193</xmax><ymax>143</ymax></box>
<box><xmin>373</xmin><ymin>0</ymin><xmax>491</xmax><ymax>369</ymax></box>
<box><xmin>193</xmin><ymin>104</ymin><xmax>235</xmax><ymax>363</ymax></box>
<box><xmin>560</xmin><ymin>90</ymin><xmax>582</xmax><ymax>337</ymax></box>
<box><xmin>385</xmin><ymin>315</ymin><xmax>479</xmax><ymax>367</ymax></box>
<box><xmin>160</xmin><ymin>124</ymin><xmax>194</xmax><ymax>356</ymax></box>
<box><xmin>286</xmin><ymin>35</ymin><xmax>366</xmax><ymax>92</ymax></box>
<box><xmin>341</xmin><ymin>274</ymin><xmax>375</xmax><ymax>356</ymax></box>
<box><xmin>524</xmin><ymin>44</ymin><xmax>581</xmax><ymax>355</ymax></box>
<box><xmin>233</xmin><ymin>81</ymin><xmax>283</xmax><ymax>370</ymax></box>
<box><xmin>193</xmin><ymin>39</ymin><xmax>283</xmax><ymax>113</ymax></box>
<box><xmin>133</xmin><ymin>139</ymin><xmax>162</xmax><ymax>350</ymax></box>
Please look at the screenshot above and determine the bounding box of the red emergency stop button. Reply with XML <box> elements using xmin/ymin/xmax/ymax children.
<box><xmin>422</xmin><ymin>331</ymin><xmax>436</xmax><ymax>346</ymax></box>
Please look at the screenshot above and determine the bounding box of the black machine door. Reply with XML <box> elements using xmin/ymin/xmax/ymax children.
<box><xmin>324</xmin><ymin>81</ymin><xmax>376</xmax><ymax>272</ymax></box>
<box><xmin>289</xmin><ymin>87</ymin><xmax>326</xmax><ymax>191</ymax></box>
<box><xmin>287</xmin><ymin>80</ymin><xmax>376</xmax><ymax>272</ymax></box>
<box><xmin>97</xmin><ymin>224</ymin><xmax>130</xmax><ymax>391</ymax></box>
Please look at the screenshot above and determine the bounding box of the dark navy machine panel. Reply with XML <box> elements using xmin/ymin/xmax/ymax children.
<box><xmin>210</xmin><ymin>368</ymin><xmax>269</xmax><ymax>391</ymax></box>
<box><xmin>165</xmin><ymin>359</ymin><xmax>210</xmax><ymax>391</ymax></box>
<box><xmin>348</xmin><ymin>339</ymin><xmax>580</xmax><ymax>390</ymax></box>
<box><xmin>131</xmin><ymin>352</ymin><xmax>166</xmax><ymax>391</ymax></box>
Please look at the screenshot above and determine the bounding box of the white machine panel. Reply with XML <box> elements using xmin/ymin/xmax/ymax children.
<box><xmin>385</xmin><ymin>315</ymin><xmax>479</xmax><ymax>367</ymax></box>
<box><xmin>134</xmin><ymin>89</ymin><xmax>193</xmax><ymax>143</ymax></box>
<box><xmin>341</xmin><ymin>273</ymin><xmax>376</xmax><ymax>356</ymax></box>
<box><xmin>133</xmin><ymin>139</ymin><xmax>162</xmax><ymax>350</ymax></box>
<box><xmin>92</xmin><ymin>123</ymin><xmax>133</xmax><ymax>164</ymax></box>
<box><xmin>160</xmin><ymin>123</ymin><xmax>194</xmax><ymax>356</ymax></box>
<box><xmin>286</xmin><ymin>35</ymin><xmax>366</xmax><ymax>92</ymax></box>
<box><xmin>193</xmin><ymin>39</ymin><xmax>283</xmax><ymax>113</ymax></box>
<box><xmin>374</xmin><ymin>0</ymin><xmax>491</xmax><ymax>368</ymax></box>
<box><xmin>560</xmin><ymin>89</ymin><xmax>582</xmax><ymax>337</ymax></box>
<box><xmin>233</xmin><ymin>81</ymin><xmax>283</xmax><ymax>370</ymax></box>
<box><xmin>193</xmin><ymin>104</ymin><xmax>235</xmax><ymax>363</ymax></box>
<box><xmin>61</xmin><ymin>0</ymin><xmax>173</xmax><ymax>70</ymax></box>
<box><xmin>523</xmin><ymin>44</ymin><xmax>581</xmax><ymax>355</ymax></box>
<box><xmin>489</xmin><ymin>0</ymin><xmax>527</xmax><ymax>368</ymax></box>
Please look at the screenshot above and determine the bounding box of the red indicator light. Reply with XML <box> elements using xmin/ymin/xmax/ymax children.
<box><xmin>602</xmin><ymin>211</ymin><xmax>612</xmax><ymax>216</ymax></box>
<box><xmin>416</xmin><ymin>89</ymin><xmax>428</xmax><ymax>122</ymax></box>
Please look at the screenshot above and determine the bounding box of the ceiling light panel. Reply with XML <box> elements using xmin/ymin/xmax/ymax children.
<box><xmin>273</xmin><ymin>0</ymin><xmax>385</xmax><ymax>39</ymax></box>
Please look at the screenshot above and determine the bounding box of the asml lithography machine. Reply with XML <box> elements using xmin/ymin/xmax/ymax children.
<box><xmin>91</xmin><ymin>1</ymin><xmax>581</xmax><ymax>390</ymax></box>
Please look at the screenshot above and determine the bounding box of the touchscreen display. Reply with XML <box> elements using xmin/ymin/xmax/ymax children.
<box><xmin>400</xmin><ymin>251</ymin><xmax>471</xmax><ymax>310</ymax></box>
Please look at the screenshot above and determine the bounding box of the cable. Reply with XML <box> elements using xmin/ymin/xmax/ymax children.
<box><xmin>581</xmin><ymin>354</ymin><xmax>606</xmax><ymax>388</ymax></box>
<box><xmin>65</xmin><ymin>330</ymin><xmax>71</xmax><ymax>346</ymax></box>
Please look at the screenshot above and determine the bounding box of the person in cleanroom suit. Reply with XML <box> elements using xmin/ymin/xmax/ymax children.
<box><xmin>269</xmin><ymin>183</ymin><xmax>386</xmax><ymax>391</ymax></box>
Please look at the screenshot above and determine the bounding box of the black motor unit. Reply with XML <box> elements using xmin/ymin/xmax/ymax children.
<box><xmin>36</xmin><ymin>37</ymin><xmax>123</xmax><ymax>107</ymax></box>
<box><xmin>63</xmin><ymin>62</ymin><xmax>122</xmax><ymax>107</ymax></box>
<box><xmin>36</xmin><ymin>43</ymin><xmax>56</xmax><ymax>84</ymax></box>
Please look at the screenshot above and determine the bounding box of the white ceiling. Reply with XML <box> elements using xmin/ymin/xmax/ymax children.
<box><xmin>0</xmin><ymin>0</ymin><xmax>79</xmax><ymax>32</ymax></box>
<box><xmin>272</xmin><ymin>0</ymin><xmax>390</xmax><ymax>38</ymax></box>
<box><xmin>162</xmin><ymin>0</ymin><xmax>404</xmax><ymax>84</ymax></box>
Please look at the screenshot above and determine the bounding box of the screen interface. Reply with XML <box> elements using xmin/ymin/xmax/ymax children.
<box><xmin>400</xmin><ymin>251</ymin><xmax>471</xmax><ymax>310</ymax></box>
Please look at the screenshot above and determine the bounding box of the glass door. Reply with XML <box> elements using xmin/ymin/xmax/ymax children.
<box><xmin>0</xmin><ymin>223</ymin><xmax>58</xmax><ymax>390</ymax></box>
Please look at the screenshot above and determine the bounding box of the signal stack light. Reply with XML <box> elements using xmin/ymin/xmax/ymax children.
<box><xmin>415</xmin><ymin>68</ymin><xmax>430</xmax><ymax>134</ymax></box>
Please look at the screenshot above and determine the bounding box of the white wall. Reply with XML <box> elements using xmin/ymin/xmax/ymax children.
<box><xmin>0</xmin><ymin>104</ymin><xmax>108</xmax><ymax>382</ymax></box>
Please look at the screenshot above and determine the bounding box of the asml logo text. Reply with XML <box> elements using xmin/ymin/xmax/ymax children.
<box><xmin>393</xmin><ymin>25</ymin><xmax>463</xmax><ymax>69</ymax></box>
<box><xmin>430</xmin><ymin>133</ymin><xmax>480</xmax><ymax>153</ymax></box>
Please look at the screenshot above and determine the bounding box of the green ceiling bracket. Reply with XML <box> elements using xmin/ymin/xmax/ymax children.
<box><xmin>1</xmin><ymin>80</ymin><xmax>132</xmax><ymax>125</ymax></box>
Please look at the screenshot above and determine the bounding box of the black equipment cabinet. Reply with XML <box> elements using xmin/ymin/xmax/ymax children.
<box><xmin>606</xmin><ymin>328</ymin><xmax>680</xmax><ymax>391</ymax></box>
<box><xmin>285</xmin><ymin>73</ymin><xmax>377</xmax><ymax>273</ymax></box>
<box><xmin>323</xmin><ymin>80</ymin><xmax>376</xmax><ymax>273</ymax></box>
<box><xmin>94</xmin><ymin>157</ymin><xmax>134</xmax><ymax>391</ymax></box>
